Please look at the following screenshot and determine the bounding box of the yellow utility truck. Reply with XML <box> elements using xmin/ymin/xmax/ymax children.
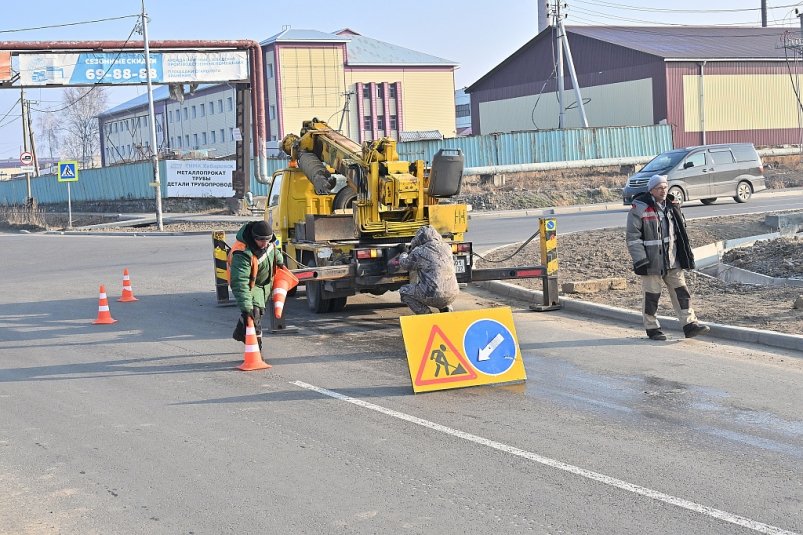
<box><xmin>266</xmin><ymin>119</ymin><xmax>545</xmax><ymax>313</ymax></box>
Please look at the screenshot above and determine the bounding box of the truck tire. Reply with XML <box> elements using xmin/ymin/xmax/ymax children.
<box><xmin>328</xmin><ymin>296</ymin><xmax>348</xmax><ymax>312</ymax></box>
<box><xmin>304</xmin><ymin>255</ymin><xmax>331</xmax><ymax>313</ymax></box>
<box><xmin>333</xmin><ymin>186</ymin><xmax>357</xmax><ymax>210</ymax></box>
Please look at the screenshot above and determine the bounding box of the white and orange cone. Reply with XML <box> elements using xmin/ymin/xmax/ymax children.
<box><xmin>237</xmin><ymin>317</ymin><xmax>271</xmax><ymax>371</ymax></box>
<box><xmin>93</xmin><ymin>284</ymin><xmax>118</xmax><ymax>325</ymax></box>
<box><xmin>118</xmin><ymin>268</ymin><xmax>138</xmax><ymax>302</ymax></box>
<box><xmin>272</xmin><ymin>266</ymin><xmax>299</xmax><ymax>319</ymax></box>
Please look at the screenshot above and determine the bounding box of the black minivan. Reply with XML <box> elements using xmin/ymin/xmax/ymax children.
<box><xmin>622</xmin><ymin>143</ymin><xmax>766</xmax><ymax>205</ymax></box>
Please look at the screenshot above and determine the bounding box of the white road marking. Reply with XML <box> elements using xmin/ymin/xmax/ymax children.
<box><xmin>292</xmin><ymin>380</ymin><xmax>798</xmax><ymax>535</ymax></box>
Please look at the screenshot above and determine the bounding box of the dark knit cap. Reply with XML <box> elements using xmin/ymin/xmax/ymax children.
<box><xmin>251</xmin><ymin>220</ymin><xmax>271</xmax><ymax>240</ymax></box>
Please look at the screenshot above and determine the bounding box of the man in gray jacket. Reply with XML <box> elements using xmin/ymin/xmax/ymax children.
<box><xmin>626</xmin><ymin>174</ymin><xmax>710</xmax><ymax>341</ymax></box>
<box><xmin>394</xmin><ymin>225</ymin><xmax>460</xmax><ymax>314</ymax></box>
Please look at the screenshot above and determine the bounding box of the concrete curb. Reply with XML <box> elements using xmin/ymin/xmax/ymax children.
<box><xmin>476</xmin><ymin>280</ymin><xmax>803</xmax><ymax>353</ymax></box>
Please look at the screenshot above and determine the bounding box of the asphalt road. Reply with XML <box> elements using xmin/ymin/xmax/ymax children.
<box><xmin>466</xmin><ymin>189</ymin><xmax>803</xmax><ymax>251</ymax></box>
<box><xmin>1</xmin><ymin>232</ymin><xmax>801</xmax><ymax>534</ymax></box>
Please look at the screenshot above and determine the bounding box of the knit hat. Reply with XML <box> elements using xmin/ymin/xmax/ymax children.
<box><xmin>647</xmin><ymin>174</ymin><xmax>668</xmax><ymax>191</ymax></box>
<box><xmin>251</xmin><ymin>220</ymin><xmax>271</xmax><ymax>240</ymax></box>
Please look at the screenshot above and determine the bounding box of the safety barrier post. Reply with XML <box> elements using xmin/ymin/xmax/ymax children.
<box><xmin>530</xmin><ymin>217</ymin><xmax>561</xmax><ymax>312</ymax></box>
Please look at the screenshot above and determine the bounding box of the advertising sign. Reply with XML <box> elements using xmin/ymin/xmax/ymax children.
<box><xmin>165</xmin><ymin>160</ymin><xmax>236</xmax><ymax>198</ymax></box>
<box><xmin>18</xmin><ymin>51</ymin><xmax>248</xmax><ymax>86</ymax></box>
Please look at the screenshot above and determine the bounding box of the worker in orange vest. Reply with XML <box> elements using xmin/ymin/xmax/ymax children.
<box><xmin>228</xmin><ymin>220</ymin><xmax>284</xmax><ymax>350</ymax></box>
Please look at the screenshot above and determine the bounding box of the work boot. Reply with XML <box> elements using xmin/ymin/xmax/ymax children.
<box><xmin>438</xmin><ymin>305</ymin><xmax>454</xmax><ymax>313</ymax></box>
<box><xmin>646</xmin><ymin>328</ymin><xmax>667</xmax><ymax>341</ymax></box>
<box><xmin>683</xmin><ymin>322</ymin><xmax>710</xmax><ymax>338</ymax></box>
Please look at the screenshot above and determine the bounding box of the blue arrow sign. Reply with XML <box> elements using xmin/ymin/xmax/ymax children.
<box><xmin>462</xmin><ymin>319</ymin><xmax>517</xmax><ymax>376</ymax></box>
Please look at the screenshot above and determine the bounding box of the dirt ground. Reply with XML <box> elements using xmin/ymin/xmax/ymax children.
<box><xmin>477</xmin><ymin>212</ymin><xmax>803</xmax><ymax>336</ymax></box>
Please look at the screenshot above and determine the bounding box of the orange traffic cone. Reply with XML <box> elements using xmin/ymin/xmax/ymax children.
<box><xmin>237</xmin><ymin>317</ymin><xmax>271</xmax><ymax>371</ymax></box>
<box><xmin>118</xmin><ymin>268</ymin><xmax>138</xmax><ymax>302</ymax></box>
<box><xmin>93</xmin><ymin>284</ymin><xmax>118</xmax><ymax>325</ymax></box>
<box><xmin>272</xmin><ymin>266</ymin><xmax>299</xmax><ymax>319</ymax></box>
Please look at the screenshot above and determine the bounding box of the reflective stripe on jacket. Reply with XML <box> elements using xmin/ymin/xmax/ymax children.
<box><xmin>626</xmin><ymin>192</ymin><xmax>695</xmax><ymax>275</ymax></box>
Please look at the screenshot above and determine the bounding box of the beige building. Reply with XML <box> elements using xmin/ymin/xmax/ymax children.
<box><xmin>98</xmin><ymin>29</ymin><xmax>458</xmax><ymax>166</ymax></box>
<box><xmin>261</xmin><ymin>28</ymin><xmax>458</xmax><ymax>143</ymax></box>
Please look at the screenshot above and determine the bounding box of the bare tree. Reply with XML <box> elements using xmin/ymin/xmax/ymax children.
<box><xmin>35</xmin><ymin>111</ymin><xmax>60</xmax><ymax>165</ymax></box>
<box><xmin>58</xmin><ymin>87</ymin><xmax>108</xmax><ymax>168</ymax></box>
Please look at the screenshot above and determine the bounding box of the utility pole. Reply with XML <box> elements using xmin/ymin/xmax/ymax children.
<box><xmin>553</xmin><ymin>2</ymin><xmax>565</xmax><ymax>129</ymax></box>
<box><xmin>337</xmin><ymin>90</ymin><xmax>354</xmax><ymax>134</ymax></box>
<box><xmin>140</xmin><ymin>0</ymin><xmax>164</xmax><ymax>231</ymax></box>
<box><xmin>761</xmin><ymin>0</ymin><xmax>767</xmax><ymax>27</ymax></box>
<box><xmin>20</xmin><ymin>88</ymin><xmax>33</xmax><ymax>207</ymax></box>
<box><xmin>552</xmin><ymin>2</ymin><xmax>588</xmax><ymax>129</ymax></box>
<box><xmin>26</xmin><ymin>97</ymin><xmax>40</xmax><ymax>178</ymax></box>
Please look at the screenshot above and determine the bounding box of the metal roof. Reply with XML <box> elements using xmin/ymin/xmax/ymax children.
<box><xmin>261</xmin><ymin>28</ymin><xmax>456</xmax><ymax>66</ymax></box>
<box><xmin>99</xmin><ymin>83</ymin><xmax>220</xmax><ymax>117</ymax></box>
<box><xmin>260</xmin><ymin>28</ymin><xmax>349</xmax><ymax>46</ymax></box>
<box><xmin>568</xmin><ymin>26</ymin><xmax>796</xmax><ymax>60</ymax></box>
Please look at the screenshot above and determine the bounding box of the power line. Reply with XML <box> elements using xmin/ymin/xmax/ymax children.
<box><xmin>0</xmin><ymin>14</ymin><xmax>139</xmax><ymax>34</ymax></box>
<box><xmin>576</xmin><ymin>0</ymin><xmax>803</xmax><ymax>14</ymax></box>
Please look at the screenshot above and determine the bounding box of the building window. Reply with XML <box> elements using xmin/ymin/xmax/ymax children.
<box><xmin>201</xmin><ymin>132</ymin><xmax>207</xmax><ymax>145</ymax></box>
<box><xmin>362</xmin><ymin>85</ymin><xmax>371</xmax><ymax>98</ymax></box>
<box><xmin>191</xmin><ymin>106</ymin><xmax>197</xmax><ymax>119</ymax></box>
<box><xmin>220</xmin><ymin>128</ymin><xmax>225</xmax><ymax>142</ymax></box>
<box><xmin>211</xmin><ymin>130</ymin><xmax>216</xmax><ymax>143</ymax></box>
<box><xmin>269</xmin><ymin>105</ymin><xmax>276</xmax><ymax>120</ymax></box>
<box><xmin>229</xmin><ymin>127</ymin><xmax>234</xmax><ymax>141</ymax></box>
<box><xmin>389</xmin><ymin>83</ymin><xmax>397</xmax><ymax>98</ymax></box>
<box><xmin>200</xmin><ymin>103</ymin><xmax>205</xmax><ymax>117</ymax></box>
<box><xmin>456</xmin><ymin>104</ymin><xmax>470</xmax><ymax>118</ymax></box>
<box><xmin>183</xmin><ymin>107</ymin><xmax>188</xmax><ymax>120</ymax></box>
<box><xmin>267</xmin><ymin>63</ymin><xmax>274</xmax><ymax>78</ymax></box>
<box><xmin>227</xmin><ymin>97</ymin><xmax>233</xmax><ymax>111</ymax></box>
<box><xmin>363</xmin><ymin>116</ymin><xmax>372</xmax><ymax>130</ymax></box>
<box><xmin>143</xmin><ymin>116</ymin><xmax>148</xmax><ymax>127</ymax></box>
<box><xmin>217</xmin><ymin>99</ymin><xmax>223</xmax><ymax>113</ymax></box>
<box><xmin>169</xmin><ymin>110</ymin><xmax>173</xmax><ymax>122</ymax></box>
<box><xmin>113</xmin><ymin>123</ymin><xmax>118</xmax><ymax>133</ymax></box>
<box><xmin>390</xmin><ymin>115</ymin><xmax>398</xmax><ymax>130</ymax></box>
<box><xmin>377</xmin><ymin>85</ymin><xmax>384</xmax><ymax>98</ymax></box>
<box><xmin>377</xmin><ymin>116</ymin><xmax>385</xmax><ymax>130</ymax></box>
<box><xmin>185</xmin><ymin>134</ymin><xmax>190</xmax><ymax>146</ymax></box>
<box><xmin>177</xmin><ymin>137</ymin><xmax>182</xmax><ymax>147</ymax></box>
<box><xmin>209</xmin><ymin>102</ymin><xmax>215</xmax><ymax>115</ymax></box>
<box><xmin>193</xmin><ymin>133</ymin><xmax>198</xmax><ymax>147</ymax></box>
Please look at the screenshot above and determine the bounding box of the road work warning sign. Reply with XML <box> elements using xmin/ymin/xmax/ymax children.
<box><xmin>400</xmin><ymin>307</ymin><xmax>526</xmax><ymax>393</ymax></box>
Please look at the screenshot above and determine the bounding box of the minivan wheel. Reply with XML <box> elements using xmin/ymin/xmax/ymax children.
<box><xmin>668</xmin><ymin>186</ymin><xmax>685</xmax><ymax>204</ymax></box>
<box><xmin>734</xmin><ymin>181</ymin><xmax>752</xmax><ymax>203</ymax></box>
<box><xmin>700</xmin><ymin>198</ymin><xmax>717</xmax><ymax>205</ymax></box>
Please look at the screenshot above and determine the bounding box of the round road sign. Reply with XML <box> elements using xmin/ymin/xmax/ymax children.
<box><xmin>20</xmin><ymin>152</ymin><xmax>33</xmax><ymax>165</ymax></box>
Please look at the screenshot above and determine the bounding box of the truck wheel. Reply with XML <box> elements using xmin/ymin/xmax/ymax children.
<box><xmin>328</xmin><ymin>296</ymin><xmax>348</xmax><ymax>312</ymax></box>
<box><xmin>333</xmin><ymin>186</ymin><xmax>357</xmax><ymax>210</ymax></box>
<box><xmin>304</xmin><ymin>255</ymin><xmax>331</xmax><ymax>313</ymax></box>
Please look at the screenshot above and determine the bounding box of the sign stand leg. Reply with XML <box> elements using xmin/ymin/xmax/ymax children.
<box><xmin>67</xmin><ymin>182</ymin><xmax>73</xmax><ymax>230</ymax></box>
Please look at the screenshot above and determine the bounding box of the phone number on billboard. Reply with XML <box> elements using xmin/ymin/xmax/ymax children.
<box><xmin>85</xmin><ymin>68</ymin><xmax>158</xmax><ymax>81</ymax></box>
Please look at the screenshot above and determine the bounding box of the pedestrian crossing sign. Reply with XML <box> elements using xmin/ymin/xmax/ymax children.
<box><xmin>58</xmin><ymin>161</ymin><xmax>78</xmax><ymax>182</ymax></box>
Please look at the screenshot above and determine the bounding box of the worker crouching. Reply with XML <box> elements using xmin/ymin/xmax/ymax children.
<box><xmin>394</xmin><ymin>225</ymin><xmax>459</xmax><ymax>314</ymax></box>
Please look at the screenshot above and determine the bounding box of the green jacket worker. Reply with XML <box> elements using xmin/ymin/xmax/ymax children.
<box><xmin>228</xmin><ymin>220</ymin><xmax>284</xmax><ymax>349</ymax></box>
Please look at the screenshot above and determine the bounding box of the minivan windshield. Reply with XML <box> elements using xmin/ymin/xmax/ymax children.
<box><xmin>641</xmin><ymin>150</ymin><xmax>689</xmax><ymax>173</ymax></box>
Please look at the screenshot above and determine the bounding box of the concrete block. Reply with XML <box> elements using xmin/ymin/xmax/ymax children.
<box><xmin>562</xmin><ymin>277</ymin><xmax>627</xmax><ymax>294</ymax></box>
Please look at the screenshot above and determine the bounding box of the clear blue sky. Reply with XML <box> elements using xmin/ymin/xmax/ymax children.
<box><xmin>0</xmin><ymin>0</ymin><xmax>800</xmax><ymax>160</ymax></box>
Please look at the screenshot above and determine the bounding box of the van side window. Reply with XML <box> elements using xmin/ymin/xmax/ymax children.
<box><xmin>709</xmin><ymin>150</ymin><xmax>735</xmax><ymax>165</ymax></box>
<box><xmin>686</xmin><ymin>152</ymin><xmax>706</xmax><ymax>168</ymax></box>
